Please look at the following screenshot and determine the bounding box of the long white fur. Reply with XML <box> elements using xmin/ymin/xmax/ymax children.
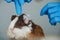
<box><xmin>7</xmin><ymin>17</ymin><xmax>18</xmax><ymax>38</ymax></box>
<box><xmin>13</xmin><ymin>25</ymin><xmax>32</xmax><ymax>39</ymax></box>
<box><xmin>7</xmin><ymin>16</ymin><xmax>32</xmax><ymax>39</ymax></box>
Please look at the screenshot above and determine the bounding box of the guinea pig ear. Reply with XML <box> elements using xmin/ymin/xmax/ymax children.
<box><xmin>11</xmin><ymin>15</ymin><xmax>17</xmax><ymax>21</ymax></box>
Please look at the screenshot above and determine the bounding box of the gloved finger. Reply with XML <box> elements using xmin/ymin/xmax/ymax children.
<box><xmin>48</xmin><ymin>2</ymin><xmax>60</xmax><ymax>8</ymax></box>
<box><xmin>25</xmin><ymin>0</ymin><xmax>32</xmax><ymax>3</ymax></box>
<box><xmin>49</xmin><ymin>12</ymin><xmax>60</xmax><ymax>19</ymax></box>
<box><xmin>49</xmin><ymin>17</ymin><xmax>56</xmax><ymax>25</ymax></box>
<box><xmin>18</xmin><ymin>0</ymin><xmax>25</xmax><ymax>6</ymax></box>
<box><xmin>50</xmin><ymin>17</ymin><xmax>60</xmax><ymax>25</ymax></box>
<box><xmin>6</xmin><ymin>0</ymin><xmax>12</xmax><ymax>3</ymax></box>
<box><xmin>48</xmin><ymin>6</ymin><xmax>60</xmax><ymax>14</ymax></box>
<box><xmin>40</xmin><ymin>2</ymin><xmax>60</xmax><ymax>16</ymax></box>
<box><xmin>14</xmin><ymin>0</ymin><xmax>22</xmax><ymax>15</ymax></box>
<box><xmin>50</xmin><ymin>19</ymin><xmax>56</xmax><ymax>25</ymax></box>
<box><xmin>40</xmin><ymin>4</ymin><xmax>48</xmax><ymax>16</ymax></box>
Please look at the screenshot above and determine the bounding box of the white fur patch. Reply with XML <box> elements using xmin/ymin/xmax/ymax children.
<box><xmin>7</xmin><ymin>17</ymin><xmax>18</xmax><ymax>38</ymax></box>
<box><xmin>23</xmin><ymin>14</ymin><xmax>30</xmax><ymax>24</ymax></box>
<box><xmin>13</xmin><ymin>25</ymin><xmax>32</xmax><ymax>39</ymax></box>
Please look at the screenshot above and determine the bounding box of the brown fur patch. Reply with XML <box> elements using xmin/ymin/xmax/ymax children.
<box><xmin>26</xmin><ymin>21</ymin><xmax>45</xmax><ymax>40</ymax></box>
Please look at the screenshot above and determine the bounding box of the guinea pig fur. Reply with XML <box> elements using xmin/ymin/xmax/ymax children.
<box><xmin>7</xmin><ymin>14</ymin><xmax>45</xmax><ymax>40</ymax></box>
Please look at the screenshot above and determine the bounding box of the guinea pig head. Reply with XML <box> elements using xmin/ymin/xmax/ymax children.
<box><xmin>11</xmin><ymin>14</ymin><xmax>31</xmax><ymax>28</ymax></box>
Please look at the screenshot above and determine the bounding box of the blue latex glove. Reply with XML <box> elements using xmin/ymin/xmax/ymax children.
<box><xmin>40</xmin><ymin>2</ymin><xmax>60</xmax><ymax>25</ymax></box>
<box><xmin>6</xmin><ymin>0</ymin><xmax>32</xmax><ymax>15</ymax></box>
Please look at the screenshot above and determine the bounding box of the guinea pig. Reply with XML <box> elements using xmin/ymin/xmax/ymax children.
<box><xmin>7</xmin><ymin>14</ymin><xmax>45</xmax><ymax>40</ymax></box>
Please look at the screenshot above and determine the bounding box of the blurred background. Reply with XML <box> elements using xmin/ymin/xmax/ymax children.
<box><xmin>0</xmin><ymin>0</ymin><xmax>60</xmax><ymax>40</ymax></box>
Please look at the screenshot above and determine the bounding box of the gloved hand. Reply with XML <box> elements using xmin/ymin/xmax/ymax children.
<box><xmin>6</xmin><ymin>0</ymin><xmax>32</xmax><ymax>15</ymax></box>
<box><xmin>40</xmin><ymin>2</ymin><xmax>60</xmax><ymax>25</ymax></box>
